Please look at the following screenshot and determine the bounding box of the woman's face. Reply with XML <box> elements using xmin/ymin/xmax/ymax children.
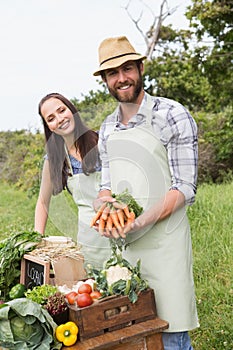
<box><xmin>40</xmin><ymin>97</ymin><xmax>75</xmax><ymax>136</ymax></box>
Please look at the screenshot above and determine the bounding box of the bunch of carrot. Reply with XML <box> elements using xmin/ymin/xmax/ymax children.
<box><xmin>90</xmin><ymin>201</ymin><xmax>135</xmax><ymax>235</ymax></box>
<box><xmin>90</xmin><ymin>189</ymin><xmax>143</xmax><ymax>235</ymax></box>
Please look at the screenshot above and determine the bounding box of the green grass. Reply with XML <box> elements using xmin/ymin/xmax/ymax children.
<box><xmin>188</xmin><ymin>182</ymin><xmax>233</xmax><ymax>349</ymax></box>
<box><xmin>0</xmin><ymin>181</ymin><xmax>232</xmax><ymax>349</ymax></box>
<box><xmin>0</xmin><ymin>181</ymin><xmax>78</xmax><ymax>240</ymax></box>
<box><xmin>0</xmin><ymin>182</ymin><xmax>37</xmax><ymax>239</ymax></box>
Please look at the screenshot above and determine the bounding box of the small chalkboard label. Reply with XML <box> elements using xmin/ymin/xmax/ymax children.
<box><xmin>20</xmin><ymin>254</ymin><xmax>50</xmax><ymax>289</ymax></box>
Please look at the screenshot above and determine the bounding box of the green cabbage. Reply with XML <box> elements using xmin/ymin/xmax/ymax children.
<box><xmin>0</xmin><ymin>298</ymin><xmax>62</xmax><ymax>349</ymax></box>
<box><xmin>11</xmin><ymin>316</ymin><xmax>43</xmax><ymax>342</ymax></box>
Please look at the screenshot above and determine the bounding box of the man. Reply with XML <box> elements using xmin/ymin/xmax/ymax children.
<box><xmin>93</xmin><ymin>35</ymin><xmax>199</xmax><ymax>350</ymax></box>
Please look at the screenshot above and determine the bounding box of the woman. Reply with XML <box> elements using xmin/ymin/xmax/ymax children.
<box><xmin>34</xmin><ymin>93</ymin><xmax>111</xmax><ymax>269</ymax></box>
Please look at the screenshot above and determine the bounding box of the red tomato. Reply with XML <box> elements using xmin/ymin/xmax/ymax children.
<box><xmin>78</xmin><ymin>283</ymin><xmax>92</xmax><ymax>294</ymax></box>
<box><xmin>90</xmin><ymin>290</ymin><xmax>102</xmax><ymax>301</ymax></box>
<box><xmin>76</xmin><ymin>293</ymin><xmax>93</xmax><ymax>308</ymax></box>
<box><xmin>65</xmin><ymin>291</ymin><xmax>78</xmax><ymax>305</ymax></box>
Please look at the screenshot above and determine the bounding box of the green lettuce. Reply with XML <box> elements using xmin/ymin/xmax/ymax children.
<box><xmin>0</xmin><ymin>298</ymin><xmax>62</xmax><ymax>349</ymax></box>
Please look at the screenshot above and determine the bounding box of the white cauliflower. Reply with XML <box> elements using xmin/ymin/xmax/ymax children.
<box><xmin>106</xmin><ymin>265</ymin><xmax>132</xmax><ymax>286</ymax></box>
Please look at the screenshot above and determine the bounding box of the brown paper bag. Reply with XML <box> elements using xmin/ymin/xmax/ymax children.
<box><xmin>51</xmin><ymin>256</ymin><xmax>86</xmax><ymax>288</ymax></box>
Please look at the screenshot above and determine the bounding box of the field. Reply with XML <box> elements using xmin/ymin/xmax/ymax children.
<box><xmin>0</xmin><ymin>181</ymin><xmax>232</xmax><ymax>349</ymax></box>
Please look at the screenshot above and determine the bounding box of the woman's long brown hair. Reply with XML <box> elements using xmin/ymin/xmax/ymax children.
<box><xmin>38</xmin><ymin>93</ymin><xmax>100</xmax><ymax>195</ymax></box>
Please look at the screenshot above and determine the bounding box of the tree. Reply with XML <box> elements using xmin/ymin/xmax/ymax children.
<box><xmin>123</xmin><ymin>0</ymin><xmax>178</xmax><ymax>60</ymax></box>
<box><xmin>186</xmin><ymin>0</ymin><xmax>233</xmax><ymax>110</ymax></box>
<box><xmin>123</xmin><ymin>1</ymin><xmax>213</xmax><ymax>109</ymax></box>
<box><xmin>143</xmin><ymin>28</ymin><xmax>212</xmax><ymax>111</ymax></box>
<box><xmin>72</xmin><ymin>87</ymin><xmax>117</xmax><ymax>130</ymax></box>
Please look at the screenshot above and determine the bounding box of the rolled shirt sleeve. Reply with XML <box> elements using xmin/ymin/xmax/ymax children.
<box><xmin>152</xmin><ymin>97</ymin><xmax>198</xmax><ymax>205</ymax></box>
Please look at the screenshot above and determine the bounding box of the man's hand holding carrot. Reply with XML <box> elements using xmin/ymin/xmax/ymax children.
<box><xmin>91</xmin><ymin>189</ymin><xmax>144</xmax><ymax>239</ymax></box>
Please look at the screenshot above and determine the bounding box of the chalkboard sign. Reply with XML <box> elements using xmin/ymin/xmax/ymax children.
<box><xmin>20</xmin><ymin>254</ymin><xmax>50</xmax><ymax>289</ymax></box>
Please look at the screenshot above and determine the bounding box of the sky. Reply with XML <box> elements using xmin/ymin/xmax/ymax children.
<box><xmin>0</xmin><ymin>0</ymin><xmax>191</xmax><ymax>132</ymax></box>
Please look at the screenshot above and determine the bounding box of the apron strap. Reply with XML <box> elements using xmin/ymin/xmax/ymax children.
<box><xmin>64</xmin><ymin>144</ymin><xmax>74</xmax><ymax>176</ymax></box>
<box><xmin>137</xmin><ymin>93</ymin><xmax>155</xmax><ymax>127</ymax></box>
<box><xmin>144</xmin><ymin>94</ymin><xmax>155</xmax><ymax>127</ymax></box>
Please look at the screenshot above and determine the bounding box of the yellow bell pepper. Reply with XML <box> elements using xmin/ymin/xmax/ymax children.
<box><xmin>55</xmin><ymin>321</ymin><xmax>79</xmax><ymax>346</ymax></box>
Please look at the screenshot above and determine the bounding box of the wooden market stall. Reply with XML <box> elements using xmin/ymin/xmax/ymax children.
<box><xmin>19</xmin><ymin>237</ymin><xmax>169</xmax><ymax>350</ymax></box>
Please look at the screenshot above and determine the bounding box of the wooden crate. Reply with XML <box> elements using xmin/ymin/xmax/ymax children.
<box><xmin>69</xmin><ymin>288</ymin><xmax>157</xmax><ymax>341</ymax></box>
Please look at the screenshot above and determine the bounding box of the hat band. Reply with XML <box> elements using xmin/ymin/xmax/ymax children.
<box><xmin>100</xmin><ymin>52</ymin><xmax>139</xmax><ymax>66</ymax></box>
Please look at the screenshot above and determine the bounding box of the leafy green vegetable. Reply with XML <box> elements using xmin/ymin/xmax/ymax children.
<box><xmin>25</xmin><ymin>284</ymin><xmax>58</xmax><ymax>305</ymax></box>
<box><xmin>0</xmin><ymin>230</ymin><xmax>42</xmax><ymax>301</ymax></box>
<box><xmin>112</xmin><ymin>189</ymin><xmax>143</xmax><ymax>218</ymax></box>
<box><xmin>0</xmin><ymin>298</ymin><xmax>62</xmax><ymax>349</ymax></box>
<box><xmin>11</xmin><ymin>316</ymin><xmax>43</xmax><ymax>342</ymax></box>
<box><xmin>44</xmin><ymin>292</ymin><xmax>68</xmax><ymax>317</ymax></box>
<box><xmin>25</xmin><ymin>285</ymin><xmax>68</xmax><ymax>319</ymax></box>
<box><xmin>87</xmin><ymin>241</ymin><xmax>148</xmax><ymax>303</ymax></box>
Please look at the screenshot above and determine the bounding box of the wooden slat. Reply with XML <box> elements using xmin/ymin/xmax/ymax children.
<box><xmin>62</xmin><ymin>318</ymin><xmax>168</xmax><ymax>350</ymax></box>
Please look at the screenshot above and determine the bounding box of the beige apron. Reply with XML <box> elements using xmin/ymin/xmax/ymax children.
<box><xmin>66</xmin><ymin>155</ymin><xmax>111</xmax><ymax>270</ymax></box>
<box><xmin>106</xmin><ymin>97</ymin><xmax>199</xmax><ymax>332</ymax></box>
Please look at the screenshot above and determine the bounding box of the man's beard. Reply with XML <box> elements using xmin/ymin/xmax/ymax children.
<box><xmin>107</xmin><ymin>75</ymin><xmax>143</xmax><ymax>103</ymax></box>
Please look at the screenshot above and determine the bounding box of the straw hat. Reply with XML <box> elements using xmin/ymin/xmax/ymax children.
<box><xmin>93</xmin><ymin>36</ymin><xmax>147</xmax><ymax>76</ymax></box>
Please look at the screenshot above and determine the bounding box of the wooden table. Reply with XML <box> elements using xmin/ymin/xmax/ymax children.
<box><xmin>62</xmin><ymin>318</ymin><xmax>169</xmax><ymax>350</ymax></box>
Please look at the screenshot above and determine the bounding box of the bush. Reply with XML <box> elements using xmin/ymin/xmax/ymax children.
<box><xmin>0</xmin><ymin>105</ymin><xmax>232</xmax><ymax>192</ymax></box>
<box><xmin>194</xmin><ymin>106</ymin><xmax>233</xmax><ymax>183</ymax></box>
<box><xmin>0</xmin><ymin>130</ymin><xmax>44</xmax><ymax>195</ymax></box>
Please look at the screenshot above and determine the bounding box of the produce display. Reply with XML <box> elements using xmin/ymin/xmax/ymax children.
<box><xmin>0</xmin><ymin>278</ymin><xmax>105</xmax><ymax>348</ymax></box>
<box><xmin>0</xmin><ymin>197</ymin><xmax>151</xmax><ymax>348</ymax></box>
<box><xmin>90</xmin><ymin>189</ymin><xmax>143</xmax><ymax>234</ymax></box>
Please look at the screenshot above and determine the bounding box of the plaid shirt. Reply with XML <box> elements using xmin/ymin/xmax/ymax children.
<box><xmin>98</xmin><ymin>92</ymin><xmax>198</xmax><ymax>205</ymax></box>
